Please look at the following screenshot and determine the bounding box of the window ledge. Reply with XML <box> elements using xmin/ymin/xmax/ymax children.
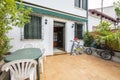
<box><xmin>21</xmin><ymin>39</ymin><xmax>44</xmax><ymax>41</ymax></box>
<box><xmin>74</xmin><ymin>7</ymin><xmax>85</xmax><ymax>11</ymax></box>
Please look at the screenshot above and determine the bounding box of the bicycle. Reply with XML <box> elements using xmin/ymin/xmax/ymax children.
<box><xmin>70</xmin><ymin>40</ymin><xmax>85</xmax><ymax>55</ymax></box>
<box><xmin>85</xmin><ymin>41</ymin><xmax>114</xmax><ymax>60</ymax></box>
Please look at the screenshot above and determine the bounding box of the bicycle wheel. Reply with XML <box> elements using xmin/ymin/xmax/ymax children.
<box><xmin>73</xmin><ymin>49</ymin><xmax>79</xmax><ymax>55</ymax></box>
<box><xmin>100</xmin><ymin>51</ymin><xmax>112</xmax><ymax>60</ymax></box>
<box><xmin>85</xmin><ymin>47</ymin><xmax>92</xmax><ymax>55</ymax></box>
<box><xmin>70</xmin><ymin>43</ymin><xmax>75</xmax><ymax>55</ymax></box>
<box><xmin>76</xmin><ymin>47</ymin><xmax>83</xmax><ymax>55</ymax></box>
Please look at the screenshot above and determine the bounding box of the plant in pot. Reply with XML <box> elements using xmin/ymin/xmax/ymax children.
<box><xmin>0</xmin><ymin>0</ymin><xmax>31</xmax><ymax>60</ymax></box>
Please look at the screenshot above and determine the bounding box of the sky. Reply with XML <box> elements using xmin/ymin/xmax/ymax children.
<box><xmin>88</xmin><ymin>0</ymin><xmax>118</xmax><ymax>9</ymax></box>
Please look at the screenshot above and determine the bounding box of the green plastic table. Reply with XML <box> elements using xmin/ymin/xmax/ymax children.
<box><xmin>4</xmin><ymin>48</ymin><xmax>43</xmax><ymax>80</ymax></box>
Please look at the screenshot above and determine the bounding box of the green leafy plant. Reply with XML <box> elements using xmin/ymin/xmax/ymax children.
<box><xmin>96</xmin><ymin>21</ymin><xmax>111</xmax><ymax>36</ymax></box>
<box><xmin>90</xmin><ymin>21</ymin><xmax>120</xmax><ymax>51</ymax></box>
<box><xmin>114</xmin><ymin>0</ymin><xmax>120</xmax><ymax>29</ymax></box>
<box><xmin>83</xmin><ymin>32</ymin><xmax>94</xmax><ymax>47</ymax></box>
<box><xmin>114</xmin><ymin>0</ymin><xmax>120</xmax><ymax>19</ymax></box>
<box><xmin>0</xmin><ymin>0</ymin><xmax>31</xmax><ymax>57</ymax></box>
<box><xmin>105</xmin><ymin>30</ymin><xmax>120</xmax><ymax>50</ymax></box>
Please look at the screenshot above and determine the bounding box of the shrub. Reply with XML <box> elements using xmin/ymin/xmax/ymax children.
<box><xmin>83</xmin><ymin>32</ymin><xmax>94</xmax><ymax>47</ymax></box>
<box><xmin>0</xmin><ymin>0</ymin><xmax>31</xmax><ymax>57</ymax></box>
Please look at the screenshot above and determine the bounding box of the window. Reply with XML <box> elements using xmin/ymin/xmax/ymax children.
<box><xmin>75</xmin><ymin>23</ymin><xmax>83</xmax><ymax>39</ymax></box>
<box><xmin>75</xmin><ymin>0</ymin><xmax>81</xmax><ymax>8</ymax></box>
<box><xmin>74</xmin><ymin>0</ymin><xmax>87</xmax><ymax>10</ymax></box>
<box><xmin>24</xmin><ymin>15</ymin><xmax>42</xmax><ymax>39</ymax></box>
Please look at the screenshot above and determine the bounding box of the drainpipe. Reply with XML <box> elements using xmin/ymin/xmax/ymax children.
<box><xmin>86</xmin><ymin>0</ymin><xmax>88</xmax><ymax>32</ymax></box>
<box><xmin>101</xmin><ymin>0</ymin><xmax>103</xmax><ymax>23</ymax></box>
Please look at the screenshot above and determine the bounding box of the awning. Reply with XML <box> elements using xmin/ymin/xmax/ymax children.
<box><xmin>22</xmin><ymin>3</ymin><xmax>87</xmax><ymax>22</ymax></box>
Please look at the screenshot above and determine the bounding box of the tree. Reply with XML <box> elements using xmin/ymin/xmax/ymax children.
<box><xmin>114</xmin><ymin>0</ymin><xmax>120</xmax><ymax>19</ymax></box>
<box><xmin>91</xmin><ymin>21</ymin><xmax>120</xmax><ymax>51</ymax></box>
<box><xmin>96</xmin><ymin>21</ymin><xmax>111</xmax><ymax>36</ymax></box>
<box><xmin>114</xmin><ymin>0</ymin><xmax>120</xmax><ymax>28</ymax></box>
<box><xmin>0</xmin><ymin>0</ymin><xmax>31</xmax><ymax>57</ymax></box>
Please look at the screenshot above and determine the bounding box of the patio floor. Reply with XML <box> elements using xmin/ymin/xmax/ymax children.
<box><xmin>40</xmin><ymin>54</ymin><xmax>120</xmax><ymax>80</ymax></box>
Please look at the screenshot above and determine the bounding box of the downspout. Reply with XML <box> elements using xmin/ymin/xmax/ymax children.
<box><xmin>86</xmin><ymin>0</ymin><xmax>88</xmax><ymax>32</ymax></box>
<box><xmin>101</xmin><ymin>0</ymin><xmax>103</xmax><ymax>22</ymax></box>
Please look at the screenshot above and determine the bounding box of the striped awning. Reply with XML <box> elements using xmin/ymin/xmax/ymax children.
<box><xmin>22</xmin><ymin>3</ymin><xmax>87</xmax><ymax>22</ymax></box>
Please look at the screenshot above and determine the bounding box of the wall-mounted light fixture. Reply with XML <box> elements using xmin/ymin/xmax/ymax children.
<box><xmin>71</xmin><ymin>24</ymin><xmax>74</xmax><ymax>28</ymax></box>
<box><xmin>45</xmin><ymin>19</ymin><xmax>48</xmax><ymax>24</ymax></box>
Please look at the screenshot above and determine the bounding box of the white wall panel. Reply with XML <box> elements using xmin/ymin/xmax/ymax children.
<box><xmin>23</xmin><ymin>0</ymin><xmax>87</xmax><ymax>17</ymax></box>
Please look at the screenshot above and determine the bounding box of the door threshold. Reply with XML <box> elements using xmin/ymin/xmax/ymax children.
<box><xmin>53</xmin><ymin>48</ymin><xmax>66</xmax><ymax>55</ymax></box>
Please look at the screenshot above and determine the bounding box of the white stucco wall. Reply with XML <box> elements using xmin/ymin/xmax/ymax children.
<box><xmin>23</xmin><ymin>0</ymin><xmax>87</xmax><ymax>17</ymax></box>
<box><xmin>88</xmin><ymin>13</ymin><xmax>116</xmax><ymax>32</ymax></box>
<box><xmin>43</xmin><ymin>16</ymin><xmax>54</xmax><ymax>55</ymax></box>
<box><xmin>88</xmin><ymin>14</ymin><xmax>100</xmax><ymax>32</ymax></box>
<box><xmin>8</xmin><ymin>15</ymin><xmax>80</xmax><ymax>55</ymax></box>
<box><xmin>7</xmin><ymin>0</ymin><xmax>87</xmax><ymax>55</ymax></box>
<box><xmin>87</xmin><ymin>6</ymin><xmax>117</xmax><ymax>32</ymax></box>
<box><xmin>96</xmin><ymin>6</ymin><xmax>117</xmax><ymax>19</ymax></box>
<box><xmin>65</xmin><ymin>21</ymin><xmax>75</xmax><ymax>52</ymax></box>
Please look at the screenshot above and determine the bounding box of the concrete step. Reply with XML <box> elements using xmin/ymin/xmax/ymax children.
<box><xmin>112</xmin><ymin>56</ymin><xmax>120</xmax><ymax>63</ymax></box>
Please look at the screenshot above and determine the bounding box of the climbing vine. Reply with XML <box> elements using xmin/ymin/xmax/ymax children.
<box><xmin>0</xmin><ymin>0</ymin><xmax>31</xmax><ymax>56</ymax></box>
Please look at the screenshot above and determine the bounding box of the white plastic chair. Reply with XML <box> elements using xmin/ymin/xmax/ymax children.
<box><xmin>40</xmin><ymin>48</ymin><xmax>46</xmax><ymax>61</ymax></box>
<box><xmin>36</xmin><ymin>44</ymin><xmax>46</xmax><ymax>73</ymax></box>
<box><xmin>21</xmin><ymin>43</ymin><xmax>35</xmax><ymax>49</ymax></box>
<box><xmin>1</xmin><ymin>59</ymin><xmax>37</xmax><ymax>80</ymax></box>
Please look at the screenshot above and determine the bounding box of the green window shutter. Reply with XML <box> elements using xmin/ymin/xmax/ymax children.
<box><xmin>75</xmin><ymin>23</ymin><xmax>83</xmax><ymax>39</ymax></box>
<box><xmin>82</xmin><ymin>0</ymin><xmax>87</xmax><ymax>10</ymax></box>
<box><xmin>75</xmin><ymin>0</ymin><xmax>81</xmax><ymax>7</ymax></box>
<box><xmin>79</xmin><ymin>0</ymin><xmax>82</xmax><ymax>8</ymax></box>
<box><xmin>24</xmin><ymin>15</ymin><xmax>42</xmax><ymax>39</ymax></box>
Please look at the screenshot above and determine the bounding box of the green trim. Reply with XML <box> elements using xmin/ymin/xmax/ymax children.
<box><xmin>23</xmin><ymin>4</ymin><xmax>87</xmax><ymax>22</ymax></box>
